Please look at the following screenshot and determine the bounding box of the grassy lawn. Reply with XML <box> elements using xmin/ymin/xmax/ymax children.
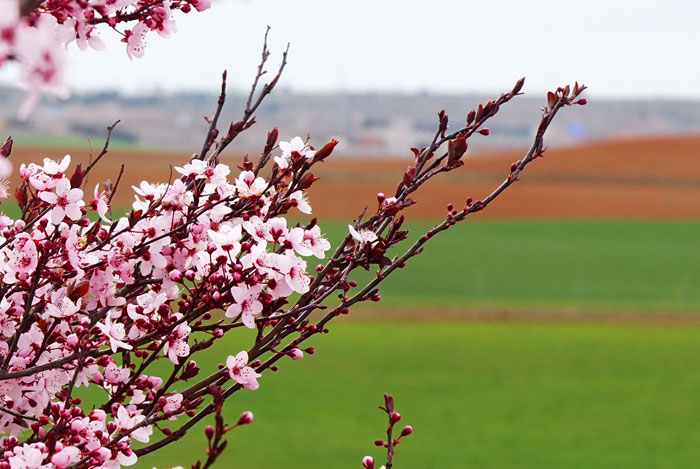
<box><xmin>320</xmin><ymin>219</ymin><xmax>700</xmax><ymax>313</ymax></box>
<box><xmin>136</xmin><ymin>321</ymin><xmax>700</xmax><ymax>468</ymax></box>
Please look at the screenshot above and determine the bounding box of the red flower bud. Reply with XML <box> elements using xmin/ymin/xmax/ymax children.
<box><xmin>70</xmin><ymin>164</ymin><xmax>84</xmax><ymax>188</ymax></box>
<box><xmin>1</xmin><ymin>136</ymin><xmax>12</xmax><ymax>158</ymax></box>
<box><xmin>314</xmin><ymin>138</ymin><xmax>339</xmax><ymax>162</ymax></box>
<box><xmin>362</xmin><ymin>456</ymin><xmax>374</xmax><ymax>469</ymax></box>
<box><xmin>204</xmin><ymin>425</ymin><xmax>215</xmax><ymax>439</ymax></box>
<box><xmin>237</xmin><ymin>411</ymin><xmax>253</xmax><ymax>425</ymax></box>
<box><xmin>400</xmin><ymin>425</ymin><xmax>413</xmax><ymax>437</ymax></box>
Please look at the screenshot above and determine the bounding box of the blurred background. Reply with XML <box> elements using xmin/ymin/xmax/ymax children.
<box><xmin>2</xmin><ymin>1</ymin><xmax>700</xmax><ymax>467</ymax></box>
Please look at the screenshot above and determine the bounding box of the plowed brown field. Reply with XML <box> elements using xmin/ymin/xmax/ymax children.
<box><xmin>7</xmin><ymin>134</ymin><xmax>700</xmax><ymax>219</ymax></box>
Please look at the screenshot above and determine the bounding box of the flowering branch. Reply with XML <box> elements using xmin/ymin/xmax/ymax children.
<box><xmin>363</xmin><ymin>394</ymin><xmax>412</xmax><ymax>469</ymax></box>
<box><xmin>0</xmin><ymin>0</ymin><xmax>211</xmax><ymax>117</ymax></box>
<box><xmin>0</xmin><ymin>22</ymin><xmax>586</xmax><ymax>465</ymax></box>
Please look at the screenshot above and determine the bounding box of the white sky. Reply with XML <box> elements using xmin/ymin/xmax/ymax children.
<box><xmin>2</xmin><ymin>0</ymin><xmax>699</xmax><ymax>98</ymax></box>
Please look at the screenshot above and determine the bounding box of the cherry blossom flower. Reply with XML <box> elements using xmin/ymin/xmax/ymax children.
<box><xmin>226</xmin><ymin>284</ymin><xmax>263</xmax><ymax>328</ymax></box>
<box><xmin>93</xmin><ymin>184</ymin><xmax>111</xmax><ymax>223</ymax></box>
<box><xmin>235</xmin><ymin>170</ymin><xmax>267</xmax><ymax>198</ymax></box>
<box><xmin>96</xmin><ymin>314</ymin><xmax>132</xmax><ymax>352</ymax></box>
<box><xmin>116</xmin><ymin>405</ymin><xmax>152</xmax><ymax>443</ymax></box>
<box><xmin>274</xmin><ymin>137</ymin><xmax>315</xmax><ymax>169</ymax></box>
<box><xmin>349</xmin><ymin>225</ymin><xmax>379</xmax><ymax>244</ymax></box>
<box><xmin>163</xmin><ymin>318</ymin><xmax>191</xmax><ymax>364</ymax></box>
<box><xmin>226</xmin><ymin>351</ymin><xmax>261</xmax><ymax>390</ymax></box>
<box><xmin>0</xmin><ymin>156</ymin><xmax>12</xmax><ymax>179</ymax></box>
<box><xmin>289</xmin><ymin>190</ymin><xmax>312</xmax><ymax>214</ymax></box>
<box><xmin>125</xmin><ymin>22</ymin><xmax>148</xmax><ymax>60</ymax></box>
<box><xmin>3</xmin><ymin>233</ymin><xmax>38</xmax><ymax>283</ymax></box>
<box><xmin>39</xmin><ymin>178</ymin><xmax>85</xmax><ymax>225</ymax></box>
<box><xmin>208</xmin><ymin>224</ymin><xmax>242</xmax><ymax>254</ymax></box>
<box><xmin>288</xmin><ymin>225</ymin><xmax>331</xmax><ymax>259</ymax></box>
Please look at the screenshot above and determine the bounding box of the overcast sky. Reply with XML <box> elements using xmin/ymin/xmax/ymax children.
<box><xmin>2</xmin><ymin>0</ymin><xmax>698</xmax><ymax>99</ymax></box>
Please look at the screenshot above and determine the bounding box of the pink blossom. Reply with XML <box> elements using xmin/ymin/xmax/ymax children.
<box><xmin>39</xmin><ymin>178</ymin><xmax>85</xmax><ymax>225</ymax></box>
<box><xmin>280</xmin><ymin>253</ymin><xmax>311</xmax><ymax>294</ymax></box>
<box><xmin>288</xmin><ymin>225</ymin><xmax>331</xmax><ymax>259</ymax></box>
<box><xmin>42</xmin><ymin>154</ymin><xmax>71</xmax><ymax>176</ymax></box>
<box><xmin>163</xmin><ymin>319</ymin><xmax>191</xmax><ymax>364</ymax></box>
<box><xmin>96</xmin><ymin>314</ymin><xmax>132</xmax><ymax>353</ymax></box>
<box><xmin>349</xmin><ymin>225</ymin><xmax>379</xmax><ymax>244</ymax></box>
<box><xmin>14</xmin><ymin>15</ymin><xmax>69</xmax><ymax>119</ymax></box>
<box><xmin>116</xmin><ymin>405</ymin><xmax>152</xmax><ymax>443</ymax></box>
<box><xmin>125</xmin><ymin>22</ymin><xmax>148</xmax><ymax>60</ymax></box>
<box><xmin>289</xmin><ymin>348</ymin><xmax>304</xmax><ymax>360</ymax></box>
<box><xmin>93</xmin><ymin>184</ymin><xmax>111</xmax><ymax>223</ymax></box>
<box><xmin>8</xmin><ymin>443</ymin><xmax>46</xmax><ymax>469</ymax></box>
<box><xmin>226</xmin><ymin>351</ymin><xmax>261</xmax><ymax>390</ymax></box>
<box><xmin>226</xmin><ymin>284</ymin><xmax>263</xmax><ymax>328</ymax></box>
<box><xmin>190</xmin><ymin>0</ymin><xmax>211</xmax><ymax>12</ymax></box>
<box><xmin>289</xmin><ymin>190</ymin><xmax>312</xmax><ymax>214</ymax></box>
<box><xmin>51</xmin><ymin>446</ymin><xmax>80</xmax><ymax>468</ymax></box>
<box><xmin>235</xmin><ymin>170</ymin><xmax>267</xmax><ymax>198</ymax></box>
<box><xmin>0</xmin><ymin>156</ymin><xmax>12</xmax><ymax>179</ymax></box>
<box><xmin>3</xmin><ymin>233</ymin><xmax>38</xmax><ymax>284</ymax></box>
<box><xmin>45</xmin><ymin>296</ymin><xmax>81</xmax><ymax>318</ymax></box>
<box><xmin>207</xmin><ymin>223</ymin><xmax>242</xmax><ymax>253</ymax></box>
<box><xmin>274</xmin><ymin>137</ymin><xmax>315</xmax><ymax>169</ymax></box>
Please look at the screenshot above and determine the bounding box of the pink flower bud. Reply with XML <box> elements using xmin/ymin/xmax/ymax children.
<box><xmin>169</xmin><ymin>270</ymin><xmax>183</xmax><ymax>282</ymax></box>
<box><xmin>289</xmin><ymin>348</ymin><xmax>304</xmax><ymax>360</ymax></box>
<box><xmin>204</xmin><ymin>425</ymin><xmax>215</xmax><ymax>439</ymax></box>
<box><xmin>389</xmin><ymin>411</ymin><xmax>401</xmax><ymax>423</ymax></box>
<box><xmin>237</xmin><ymin>411</ymin><xmax>253</xmax><ymax>425</ymax></box>
<box><xmin>362</xmin><ymin>456</ymin><xmax>375</xmax><ymax>469</ymax></box>
<box><xmin>478</xmin><ymin>127</ymin><xmax>491</xmax><ymax>136</ymax></box>
<box><xmin>400</xmin><ymin>425</ymin><xmax>413</xmax><ymax>437</ymax></box>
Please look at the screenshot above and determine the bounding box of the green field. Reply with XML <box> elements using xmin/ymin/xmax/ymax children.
<box><xmin>138</xmin><ymin>220</ymin><xmax>700</xmax><ymax>467</ymax></box>
<box><xmin>137</xmin><ymin>322</ymin><xmax>700</xmax><ymax>468</ymax></box>
<box><xmin>321</xmin><ymin>219</ymin><xmax>700</xmax><ymax>313</ymax></box>
<box><xmin>4</xmin><ymin>208</ymin><xmax>699</xmax><ymax>466</ymax></box>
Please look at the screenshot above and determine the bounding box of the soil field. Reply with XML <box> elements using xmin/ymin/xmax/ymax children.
<box><xmin>5</xmin><ymin>134</ymin><xmax>700</xmax><ymax>219</ymax></box>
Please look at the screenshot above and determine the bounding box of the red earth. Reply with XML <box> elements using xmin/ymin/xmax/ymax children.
<box><xmin>6</xmin><ymin>134</ymin><xmax>700</xmax><ymax>219</ymax></box>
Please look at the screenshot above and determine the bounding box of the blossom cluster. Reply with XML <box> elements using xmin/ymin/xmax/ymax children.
<box><xmin>0</xmin><ymin>0</ymin><xmax>209</xmax><ymax>116</ymax></box>
<box><xmin>0</xmin><ymin>134</ymin><xmax>333</xmax><ymax>468</ymax></box>
<box><xmin>0</xmin><ymin>66</ymin><xmax>585</xmax><ymax>467</ymax></box>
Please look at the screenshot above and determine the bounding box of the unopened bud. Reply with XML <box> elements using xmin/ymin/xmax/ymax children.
<box><xmin>168</xmin><ymin>270</ymin><xmax>183</xmax><ymax>283</ymax></box>
<box><xmin>389</xmin><ymin>411</ymin><xmax>401</xmax><ymax>423</ymax></box>
<box><xmin>289</xmin><ymin>348</ymin><xmax>304</xmax><ymax>360</ymax></box>
<box><xmin>204</xmin><ymin>425</ymin><xmax>215</xmax><ymax>439</ymax></box>
<box><xmin>1</xmin><ymin>137</ymin><xmax>12</xmax><ymax>157</ymax></box>
<box><xmin>400</xmin><ymin>425</ymin><xmax>413</xmax><ymax>437</ymax></box>
<box><xmin>362</xmin><ymin>456</ymin><xmax>375</xmax><ymax>469</ymax></box>
<box><xmin>314</xmin><ymin>138</ymin><xmax>339</xmax><ymax>161</ymax></box>
<box><xmin>237</xmin><ymin>411</ymin><xmax>253</xmax><ymax>425</ymax></box>
<box><xmin>478</xmin><ymin>127</ymin><xmax>490</xmax><ymax>136</ymax></box>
